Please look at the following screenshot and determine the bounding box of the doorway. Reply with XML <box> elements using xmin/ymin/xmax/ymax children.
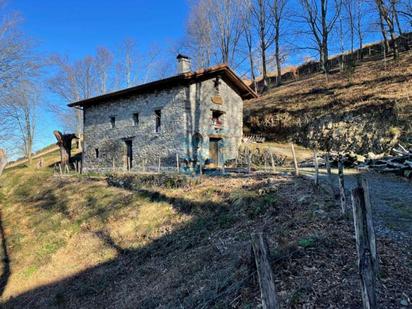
<box><xmin>125</xmin><ymin>140</ymin><xmax>133</xmax><ymax>170</ymax></box>
<box><xmin>209</xmin><ymin>138</ymin><xmax>221</xmax><ymax>167</ymax></box>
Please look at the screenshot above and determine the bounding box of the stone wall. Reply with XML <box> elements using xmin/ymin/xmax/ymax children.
<box><xmin>245</xmin><ymin>100</ymin><xmax>411</xmax><ymax>154</ymax></box>
<box><xmin>82</xmin><ymin>78</ymin><xmax>243</xmax><ymax>173</ymax></box>
<box><xmin>185</xmin><ymin>78</ymin><xmax>243</xmax><ymax>166</ymax></box>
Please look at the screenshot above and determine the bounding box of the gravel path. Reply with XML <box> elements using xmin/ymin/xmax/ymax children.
<box><xmin>303</xmin><ymin>168</ymin><xmax>412</xmax><ymax>242</ymax></box>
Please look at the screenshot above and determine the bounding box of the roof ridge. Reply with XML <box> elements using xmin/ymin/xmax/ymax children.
<box><xmin>68</xmin><ymin>64</ymin><xmax>257</xmax><ymax>107</ymax></box>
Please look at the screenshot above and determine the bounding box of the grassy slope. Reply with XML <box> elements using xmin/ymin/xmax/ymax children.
<box><xmin>244</xmin><ymin>52</ymin><xmax>412</xmax><ymax>139</ymax></box>
<box><xmin>0</xmin><ymin>152</ymin><xmax>411</xmax><ymax>307</ymax></box>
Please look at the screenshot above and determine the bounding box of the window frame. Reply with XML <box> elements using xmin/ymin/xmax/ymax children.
<box><xmin>110</xmin><ymin>116</ymin><xmax>116</xmax><ymax>129</ymax></box>
<box><xmin>154</xmin><ymin>109</ymin><xmax>161</xmax><ymax>133</ymax></box>
<box><xmin>133</xmin><ymin>112</ymin><xmax>139</xmax><ymax>127</ymax></box>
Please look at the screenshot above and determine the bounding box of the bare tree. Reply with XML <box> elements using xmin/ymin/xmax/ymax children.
<box><xmin>116</xmin><ymin>38</ymin><xmax>139</xmax><ymax>88</ymax></box>
<box><xmin>48</xmin><ymin>54</ymin><xmax>98</xmax><ymax>136</ymax></box>
<box><xmin>1</xmin><ymin>81</ymin><xmax>38</xmax><ymax>165</ymax></box>
<box><xmin>140</xmin><ymin>44</ymin><xmax>172</xmax><ymax>83</ymax></box>
<box><xmin>241</xmin><ymin>1</ymin><xmax>258</xmax><ymax>89</ymax></box>
<box><xmin>271</xmin><ymin>0</ymin><xmax>288</xmax><ymax>85</ymax></box>
<box><xmin>95</xmin><ymin>47</ymin><xmax>113</xmax><ymax>94</ymax></box>
<box><xmin>251</xmin><ymin>0</ymin><xmax>274</xmax><ymax>87</ymax></box>
<box><xmin>186</xmin><ymin>0</ymin><xmax>244</xmax><ymax>67</ymax></box>
<box><xmin>186</xmin><ymin>0</ymin><xmax>213</xmax><ymax>68</ymax></box>
<box><xmin>355</xmin><ymin>0</ymin><xmax>364</xmax><ymax>59</ymax></box>
<box><xmin>210</xmin><ymin>0</ymin><xmax>245</xmax><ymax>64</ymax></box>
<box><xmin>376</xmin><ymin>0</ymin><xmax>399</xmax><ymax>58</ymax></box>
<box><xmin>0</xmin><ymin>13</ymin><xmax>38</xmax><ymax>93</ymax></box>
<box><xmin>398</xmin><ymin>0</ymin><xmax>412</xmax><ymax>22</ymax></box>
<box><xmin>390</xmin><ymin>0</ymin><xmax>410</xmax><ymax>50</ymax></box>
<box><xmin>344</xmin><ymin>0</ymin><xmax>356</xmax><ymax>54</ymax></box>
<box><xmin>299</xmin><ymin>0</ymin><xmax>342</xmax><ymax>75</ymax></box>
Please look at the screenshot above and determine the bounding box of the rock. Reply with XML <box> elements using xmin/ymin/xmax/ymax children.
<box><xmin>313</xmin><ymin>209</ymin><xmax>327</xmax><ymax>218</ymax></box>
<box><xmin>356</xmin><ymin>154</ymin><xmax>366</xmax><ymax>163</ymax></box>
<box><xmin>400</xmin><ymin>299</ymin><xmax>408</xmax><ymax>306</ymax></box>
<box><xmin>367</xmin><ymin>152</ymin><xmax>385</xmax><ymax>160</ymax></box>
<box><xmin>298</xmin><ymin>195</ymin><xmax>310</xmax><ymax>204</ymax></box>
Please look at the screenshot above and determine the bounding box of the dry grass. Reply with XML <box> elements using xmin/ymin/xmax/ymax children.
<box><xmin>245</xmin><ymin>52</ymin><xmax>412</xmax><ymax>115</ymax></box>
<box><xmin>244</xmin><ymin>51</ymin><xmax>412</xmax><ymax>145</ymax></box>
<box><xmin>0</xmin><ymin>167</ymin><xmax>191</xmax><ymax>300</ymax></box>
<box><xmin>244</xmin><ymin>141</ymin><xmax>314</xmax><ymax>163</ymax></box>
<box><xmin>0</xmin><ymin>155</ymin><xmax>411</xmax><ymax>307</ymax></box>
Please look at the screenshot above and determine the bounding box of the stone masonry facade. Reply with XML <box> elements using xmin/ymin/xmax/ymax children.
<box><xmin>82</xmin><ymin>78</ymin><xmax>244</xmax><ymax>173</ymax></box>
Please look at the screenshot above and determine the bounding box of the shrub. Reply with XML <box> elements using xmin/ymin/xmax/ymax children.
<box><xmin>107</xmin><ymin>173</ymin><xmax>200</xmax><ymax>190</ymax></box>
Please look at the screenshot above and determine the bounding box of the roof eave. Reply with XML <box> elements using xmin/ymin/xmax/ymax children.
<box><xmin>67</xmin><ymin>65</ymin><xmax>257</xmax><ymax>108</ymax></box>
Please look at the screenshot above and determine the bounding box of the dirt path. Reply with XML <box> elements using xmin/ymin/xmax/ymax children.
<box><xmin>302</xmin><ymin>168</ymin><xmax>412</xmax><ymax>242</ymax></box>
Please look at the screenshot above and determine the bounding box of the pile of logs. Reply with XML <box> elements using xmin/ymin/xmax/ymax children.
<box><xmin>242</xmin><ymin>135</ymin><xmax>266</xmax><ymax>144</ymax></box>
<box><xmin>299</xmin><ymin>143</ymin><xmax>412</xmax><ymax>179</ymax></box>
<box><xmin>366</xmin><ymin>144</ymin><xmax>412</xmax><ymax>178</ymax></box>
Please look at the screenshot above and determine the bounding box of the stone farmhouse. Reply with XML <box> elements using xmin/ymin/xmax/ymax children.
<box><xmin>69</xmin><ymin>55</ymin><xmax>257</xmax><ymax>173</ymax></box>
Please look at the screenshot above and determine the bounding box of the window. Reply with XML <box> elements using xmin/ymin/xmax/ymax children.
<box><xmin>133</xmin><ymin>113</ymin><xmax>139</xmax><ymax>126</ymax></box>
<box><xmin>95</xmin><ymin>148</ymin><xmax>99</xmax><ymax>159</ymax></box>
<box><xmin>155</xmin><ymin>109</ymin><xmax>161</xmax><ymax>133</ymax></box>
<box><xmin>110</xmin><ymin>116</ymin><xmax>116</xmax><ymax>128</ymax></box>
<box><xmin>211</xmin><ymin>110</ymin><xmax>224</xmax><ymax>129</ymax></box>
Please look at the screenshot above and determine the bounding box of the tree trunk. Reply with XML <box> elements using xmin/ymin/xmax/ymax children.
<box><xmin>392</xmin><ymin>0</ymin><xmax>409</xmax><ymax>51</ymax></box>
<box><xmin>0</xmin><ymin>149</ymin><xmax>7</xmax><ymax>177</ymax></box>
<box><xmin>246</xmin><ymin>30</ymin><xmax>257</xmax><ymax>90</ymax></box>
<box><xmin>357</xmin><ymin>11</ymin><xmax>363</xmax><ymax>60</ymax></box>
<box><xmin>261</xmin><ymin>34</ymin><xmax>268</xmax><ymax>88</ymax></box>
<box><xmin>321</xmin><ymin>0</ymin><xmax>329</xmax><ymax>76</ymax></box>
<box><xmin>54</xmin><ymin>131</ymin><xmax>77</xmax><ymax>170</ymax></box>
<box><xmin>275</xmin><ymin>29</ymin><xmax>282</xmax><ymax>86</ymax></box>
<box><xmin>377</xmin><ymin>1</ymin><xmax>390</xmax><ymax>55</ymax></box>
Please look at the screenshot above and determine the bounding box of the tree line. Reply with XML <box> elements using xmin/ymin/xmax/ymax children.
<box><xmin>0</xmin><ymin>5</ymin><xmax>174</xmax><ymax>164</ymax></box>
<box><xmin>184</xmin><ymin>0</ymin><xmax>411</xmax><ymax>86</ymax></box>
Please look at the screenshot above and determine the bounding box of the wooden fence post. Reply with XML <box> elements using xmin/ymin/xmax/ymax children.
<box><xmin>270</xmin><ymin>151</ymin><xmax>276</xmax><ymax>173</ymax></box>
<box><xmin>248</xmin><ymin>152</ymin><xmax>252</xmax><ymax>174</ymax></box>
<box><xmin>338</xmin><ymin>155</ymin><xmax>346</xmax><ymax>215</ymax></box>
<box><xmin>325</xmin><ymin>152</ymin><xmax>333</xmax><ymax>186</ymax></box>
<box><xmin>291</xmin><ymin>143</ymin><xmax>299</xmax><ymax>176</ymax></box>
<box><xmin>251</xmin><ymin>233</ymin><xmax>280</xmax><ymax>309</ymax></box>
<box><xmin>351</xmin><ymin>177</ymin><xmax>378</xmax><ymax>309</ymax></box>
<box><xmin>314</xmin><ymin>148</ymin><xmax>319</xmax><ymax>186</ymax></box>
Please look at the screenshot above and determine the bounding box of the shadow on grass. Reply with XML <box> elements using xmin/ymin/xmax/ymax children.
<box><xmin>0</xmin><ymin>210</ymin><xmax>10</xmax><ymax>297</ymax></box>
<box><xmin>2</xmin><ymin>179</ymin><xmax>275</xmax><ymax>308</ymax></box>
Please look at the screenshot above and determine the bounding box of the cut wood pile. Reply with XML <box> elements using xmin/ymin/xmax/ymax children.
<box><xmin>299</xmin><ymin>143</ymin><xmax>412</xmax><ymax>179</ymax></box>
<box><xmin>242</xmin><ymin>135</ymin><xmax>266</xmax><ymax>143</ymax></box>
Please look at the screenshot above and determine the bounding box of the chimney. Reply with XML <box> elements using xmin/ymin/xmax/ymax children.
<box><xmin>177</xmin><ymin>54</ymin><xmax>191</xmax><ymax>74</ymax></box>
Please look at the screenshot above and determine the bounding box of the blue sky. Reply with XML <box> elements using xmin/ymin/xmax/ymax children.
<box><xmin>5</xmin><ymin>0</ymin><xmax>189</xmax><ymax>153</ymax></box>
<box><xmin>9</xmin><ymin>0</ymin><xmax>188</xmax><ymax>58</ymax></box>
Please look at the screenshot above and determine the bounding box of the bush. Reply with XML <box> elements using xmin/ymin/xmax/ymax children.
<box><xmin>107</xmin><ymin>173</ymin><xmax>200</xmax><ymax>190</ymax></box>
